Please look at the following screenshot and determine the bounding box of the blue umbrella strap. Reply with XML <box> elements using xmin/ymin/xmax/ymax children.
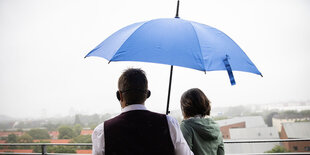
<box><xmin>223</xmin><ymin>55</ymin><xmax>236</xmax><ymax>85</ymax></box>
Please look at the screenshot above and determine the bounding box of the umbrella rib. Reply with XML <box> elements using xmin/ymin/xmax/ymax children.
<box><xmin>109</xmin><ymin>22</ymin><xmax>149</xmax><ymax>61</ymax></box>
<box><xmin>188</xmin><ymin>22</ymin><xmax>206</xmax><ymax>72</ymax></box>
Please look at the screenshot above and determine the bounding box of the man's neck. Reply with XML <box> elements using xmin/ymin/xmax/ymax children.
<box><xmin>121</xmin><ymin>104</ymin><xmax>147</xmax><ymax>113</ymax></box>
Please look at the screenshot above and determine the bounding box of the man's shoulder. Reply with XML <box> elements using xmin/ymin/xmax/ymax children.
<box><xmin>93</xmin><ymin>122</ymin><xmax>104</xmax><ymax>137</ymax></box>
<box><xmin>166</xmin><ymin>115</ymin><xmax>178</xmax><ymax>123</ymax></box>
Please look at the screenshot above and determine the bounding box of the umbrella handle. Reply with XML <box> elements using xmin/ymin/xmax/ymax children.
<box><xmin>166</xmin><ymin>65</ymin><xmax>174</xmax><ymax>115</ymax></box>
<box><xmin>223</xmin><ymin>55</ymin><xmax>236</xmax><ymax>85</ymax></box>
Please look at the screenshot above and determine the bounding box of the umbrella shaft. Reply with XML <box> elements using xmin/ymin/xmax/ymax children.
<box><xmin>166</xmin><ymin>65</ymin><xmax>174</xmax><ymax>115</ymax></box>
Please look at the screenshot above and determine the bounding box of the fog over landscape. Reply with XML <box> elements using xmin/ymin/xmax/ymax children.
<box><xmin>1</xmin><ymin>0</ymin><xmax>310</xmax><ymax>119</ymax></box>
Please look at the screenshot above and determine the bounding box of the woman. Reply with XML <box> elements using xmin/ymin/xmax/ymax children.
<box><xmin>180</xmin><ymin>88</ymin><xmax>224</xmax><ymax>155</ymax></box>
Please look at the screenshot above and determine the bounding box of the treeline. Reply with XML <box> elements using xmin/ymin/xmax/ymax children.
<box><xmin>3</xmin><ymin>126</ymin><xmax>91</xmax><ymax>142</ymax></box>
<box><xmin>1</xmin><ymin>127</ymin><xmax>91</xmax><ymax>153</ymax></box>
<box><xmin>0</xmin><ymin>113</ymin><xmax>112</xmax><ymax>130</ymax></box>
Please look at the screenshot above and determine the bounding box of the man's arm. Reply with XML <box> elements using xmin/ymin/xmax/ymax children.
<box><xmin>91</xmin><ymin>123</ymin><xmax>105</xmax><ymax>155</ymax></box>
<box><xmin>166</xmin><ymin>116</ymin><xmax>194</xmax><ymax>155</ymax></box>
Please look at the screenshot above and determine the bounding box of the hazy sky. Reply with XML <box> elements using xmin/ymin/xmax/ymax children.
<box><xmin>1</xmin><ymin>0</ymin><xmax>310</xmax><ymax>119</ymax></box>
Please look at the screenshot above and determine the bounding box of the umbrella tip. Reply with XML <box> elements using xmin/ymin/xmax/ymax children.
<box><xmin>175</xmin><ymin>0</ymin><xmax>180</xmax><ymax>18</ymax></box>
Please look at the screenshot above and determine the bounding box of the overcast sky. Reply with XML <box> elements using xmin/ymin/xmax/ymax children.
<box><xmin>1</xmin><ymin>0</ymin><xmax>309</xmax><ymax>119</ymax></box>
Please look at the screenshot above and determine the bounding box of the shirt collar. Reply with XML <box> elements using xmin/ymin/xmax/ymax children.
<box><xmin>121</xmin><ymin>104</ymin><xmax>147</xmax><ymax>113</ymax></box>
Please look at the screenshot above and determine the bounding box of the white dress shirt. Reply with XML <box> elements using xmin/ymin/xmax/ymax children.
<box><xmin>92</xmin><ymin>104</ymin><xmax>193</xmax><ymax>155</ymax></box>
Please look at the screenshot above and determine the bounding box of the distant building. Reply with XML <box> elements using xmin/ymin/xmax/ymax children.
<box><xmin>219</xmin><ymin>121</ymin><xmax>245</xmax><ymax>139</ymax></box>
<box><xmin>48</xmin><ymin>131</ymin><xmax>59</xmax><ymax>139</ymax></box>
<box><xmin>272</xmin><ymin>114</ymin><xmax>310</xmax><ymax>132</ymax></box>
<box><xmin>76</xmin><ymin>150</ymin><xmax>92</xmax><ymax>154</ymax></box>
<box><xmin>33</xmin><ymin>139</ymin><xmax>72</xmax><ymax>143</ymax></box>
<box><xmin>226</xmin><ymin>127</ymin><xmax>280</xmax><ymax>153</ymax></box>
<box><xmin>216</xmin><ymin>116</ymin><xmax>267</xmax><ymax>139</ymax></box>
<box><xmin>0</xmin><ymin>149</ymin><xmax>33</xmax><ymax>153</ymax></box>
<box><xmin>0</xmin><ymin>131</ymin><xmax>24</xmax><ymax>138</ymax></box>
<box><xmin>280</xmin><ymin>122</ymin><xmax>310</xmax><ymax>152</ymax></box>
<box><xmin>50</xmin><ymin>139</ymin><xmax>71</xmax><ymax>143</ymax></box>
<box><xmin>230</xmin><ymin>127</ymin><xmax>279</xmax><ymax>140</ymax></box>
<box><xmin>80</xmin><ymin>129</ymin><xmax>93</xmax><ymax>135</ymax></box>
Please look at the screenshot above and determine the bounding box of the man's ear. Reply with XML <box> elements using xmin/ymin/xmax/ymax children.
<box><xmin>146</xmin><ymin>90</ymin><xmax>151</xmax><ymax>98</ymax></box>
<box><xmin>116</xmin><ymin>91</ymin><xmax>121</xmax><ymax>101</ymax></box>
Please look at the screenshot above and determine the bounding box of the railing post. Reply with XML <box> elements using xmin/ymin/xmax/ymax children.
<box><xmin>41</xmin><ymin>144</ymin><xmax>46</xmax><ymax>155</ymax></box>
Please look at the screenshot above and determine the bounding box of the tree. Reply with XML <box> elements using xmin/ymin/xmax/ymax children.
<box><xmin>27</xmin><ymin>129</ymin><xmax>50</xmax><ymax>139</ymax></box>
<box><xmin>18</xmin><ymin>133</ymin><xmax>33</xmax><ymax>143</ymax></box>
<box><xmin>72</xmin><ymin>135</ymin><xmax>91</xmax><ymax>149</ymax></box>
<box><xmin>264</xmin><ymin>111</ymin><xmax>278</xmax><ymax>127</ymax></box>
<box><xmin>44</xmin><ymin>123</ymin><xmax>59</xmax><ymax>131</ymax></box>
<box><xmin>73</xmin><ymin>135</ymin><xmax>91</xmax><ymax>143</ymax></box>
<box><xmin>6</xmin><ymin>134</ymin><xmax>17</xmax><ymax>143</ymax></box>
<box><xmin>73</xmin><ymin>124</ymin><xmax>82</xmax><ymax>137</ymax></box>
<box><xmin>52</xmin><ymin>146</ymin><xmax>76</xmax><ymax>153</ymax></box>
<box><xmin>265</xmin><ymin>145</ymin><xmax>288</xmax><ymax>153</ymax></box>
<box><xmin>33</xmin><ymin>145</ymin><xmax>76</xmax><ymax>153</ymax></box>
<box><xmin>58</xmin><ymin>126</ymin><xmax>74</xmax><ymax>139</ymax></box>
<box><xmin>74</xmin><ymin>115</ymin><xmax>82</xmax><ymax>125</ymax></box>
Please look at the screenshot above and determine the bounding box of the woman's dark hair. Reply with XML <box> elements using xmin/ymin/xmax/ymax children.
<box><xmin>118</xmin><ymin>68</ymin><xmax>148</xmax><ymax>104</ymax></box>
<box><xmin>180</xmin><ymin>88</ymin><xmax>211</xmax><ymax>118</ymax></box>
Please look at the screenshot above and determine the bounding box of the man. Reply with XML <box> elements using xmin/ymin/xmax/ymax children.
<box><xmin>92</xmin><ymin>68</ymin><xmax>193</xmax><ymax>155</ymax></box>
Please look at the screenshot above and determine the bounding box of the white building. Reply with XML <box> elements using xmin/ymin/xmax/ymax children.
<box><xmin>225</xmin><ymin>127</ymin><xmax>280</xmax><ymax>154</ymax></box>
<box><xmin>216</xmin><ymin>116</ymin><xmax>267</xmax><ymax>128</ymax></box>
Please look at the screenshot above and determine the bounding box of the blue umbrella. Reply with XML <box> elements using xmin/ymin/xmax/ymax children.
<box><xmin>85</xmin><ymin>1</ymin><xmax>262</xmax><ymax>114</ymax></box>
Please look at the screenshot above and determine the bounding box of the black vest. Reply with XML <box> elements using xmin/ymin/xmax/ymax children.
<box><xmin>104</xmin><ymin>110</ymin><xmax>175</xmax><ymax>155</ymax></box>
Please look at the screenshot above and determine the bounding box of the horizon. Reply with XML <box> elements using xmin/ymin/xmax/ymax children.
<box><xmin>1</xmin><ymin>100</ymin><xmax>310</xmax><ymax>121</ymax></box>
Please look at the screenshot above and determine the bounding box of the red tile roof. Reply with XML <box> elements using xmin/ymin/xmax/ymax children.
<box><xmin>0</xmin><ymin>132</ymin><xmax>24</xmax><ymax>137</ymax></box>
<box><xmin>50</xmin><ymin>139</ymin><xmax>71</xmax><ymax>143</ymax></box>
<box><xmin>76</xmin><ymin>149</ymin><xmax>92</xmax><ymax>154</ymax></box>
<box><xmin>80</xmin><ymin>130</ymin><xmax>93</xmax><ymax>135</ymax></box>
<box><xmin>0</xmin><ymin>149</ymin><xmax>33</xmax><ymax>153</ymax></box>
<box><xmin>48</xmin><ymin>131</ymin><xmax>59</xmax><ymax>139</ymax></box>
<box><xmin>0</xmin><ymin>140</ymin><xmax>5</xmax><ymax>144</ymax></box>
<box><xmin>33</xmin><ymin>139</ymin><xmax>72</xmax><ymax>143</ymax></box>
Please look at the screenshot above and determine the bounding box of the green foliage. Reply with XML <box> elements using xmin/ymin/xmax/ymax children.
<box><xmin>73</xmin><ymin>124</ymin><xmax>82</xmax><ymax>137</ymax></box>
<box><xmin>33</xmin><ymin>146</ymin><xmax>76</xmax><ymax>153</ymax></box>
<box><xmin>53</xmin><ymin>146</ymin><xmax>76</xmax><ymax>153</ymax></box>
<box><xmin>282</xmin><ymin>110</ymin><xmax>298</xmax><ymax>115</ymax></box>
<box><xmin>73</xmin><ymin>135</ymin><xmax>91</xmax><ymax>143</ymax></box>
<box><xmin>6</xmin><ymin>134</ymin><xmax>18</xmax><ymax>143</ymax></box>
<box><xmin>17</xmin><ymin>133</ymin><xmax>33</xmax><ymax>143</ymax></box>
<box><xmin>58</xmin><ymin>126</ymin><xmax>74</xmax><ymax>139</ymax></box>
<box><xmin>72</xmin><ymin>135</ymin><xmax>92</xmax><ymax>149</ymax></box>
<box><xmin>27</xmin><ymin>129</ymin><xmax>50</xmax><ymax>139</ymax></box>
<box><xmin>90</xmin><ymin>124</ymin><xmax>97</xmax><ymax>130</ymax></box>
<box><xmin>263</xmin><ymin>111</ymin><xmax>278</xmax><ymax>127</ymax></box>
<box><xmin>265</xmin><ymin>145</ymin><xmax>288</xmax><ymax>153</ymax></box>
<box><xmin>299</xmin><ymin>110</ymin><xmax>310</xmax><ymax>116</ymax></box>
<box><xmin>74</xmin><ymin>115</ymin><xmax>82</xmax><ymax>125</ymax></box>
<box><xmin>43</xmin><ymin>123</ymin><xmax>60</xmax><ymax>131</ymax></box>
<box><xmin>223</xmin><ymin>105</ymin><xmax>251</xmax><ymax>116</ymax></box>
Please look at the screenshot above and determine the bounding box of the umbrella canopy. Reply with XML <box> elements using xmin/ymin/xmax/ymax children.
<box><xmin>85</xmin><ymin>17</ymin><xmax>262</xmax><ymax>114</ymax></box>
<box><xmin>86</xmin><ymin>18</ymin><xmax>261</xmax><ymax>75</ymax></box>
<box><xmin>85</xmin><ymin>18</ymin><xmax>262</xmax><ymax>81</ymax></box>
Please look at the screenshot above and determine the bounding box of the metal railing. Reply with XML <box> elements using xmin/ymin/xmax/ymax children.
<box><xmin>1</xmin><ymin>138</ymin><xmax>310</xmax><ymax>155</ymax></box>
